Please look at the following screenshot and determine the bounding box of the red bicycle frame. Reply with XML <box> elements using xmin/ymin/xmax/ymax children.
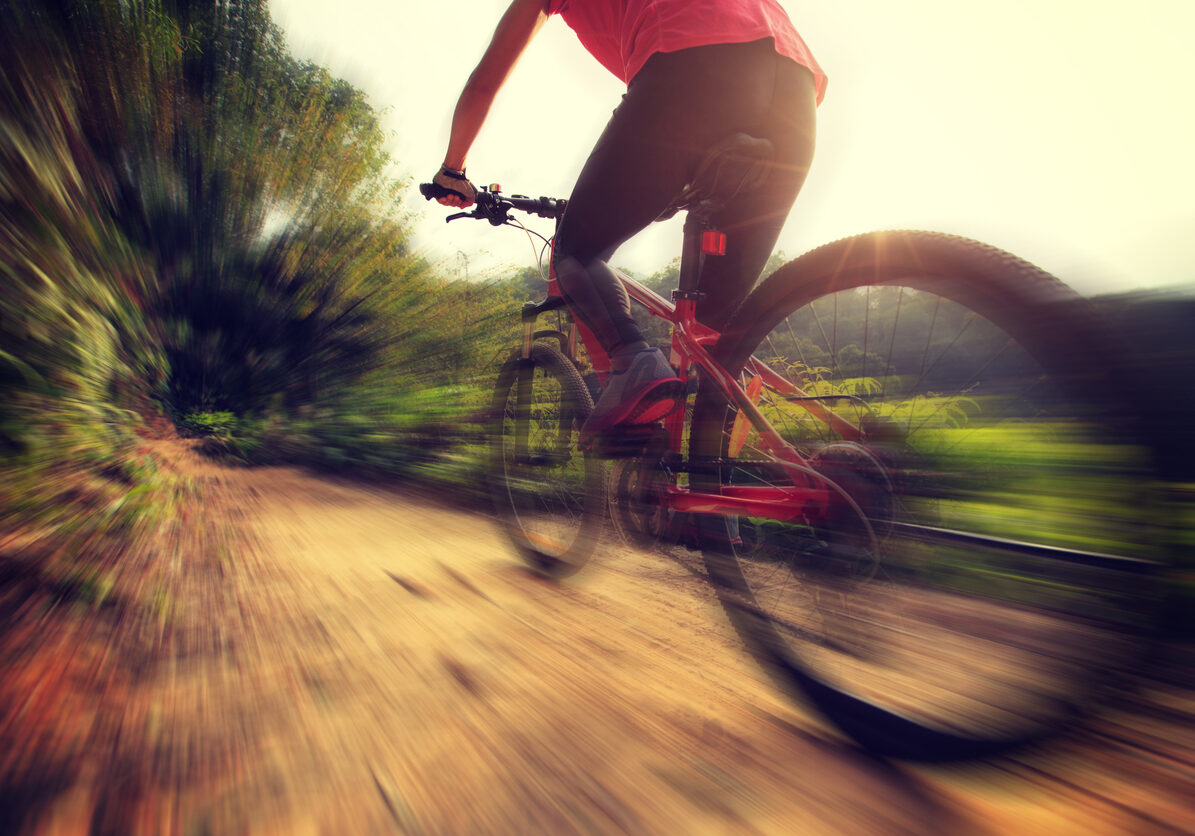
<box><xmin>535</xmin><ymin>268</ymin><xmax>861</xmax><ymax>529</ymax></box>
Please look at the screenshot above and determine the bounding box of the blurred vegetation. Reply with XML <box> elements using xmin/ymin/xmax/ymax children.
<box><xmin>0</xmin><ymin>0</ymin><xmax>524</xmax><ymax>570</ymax></box>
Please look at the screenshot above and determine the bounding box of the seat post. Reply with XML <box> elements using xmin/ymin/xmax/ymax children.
<box><xmin>669</xmin><ymin>131</ymin><xmax>771</xmax><ymax>336</ymax></box>
<box><xmin>676</xmin><ymin>201</ymin><xmax>714</xmax><ymax>297</ymax></box>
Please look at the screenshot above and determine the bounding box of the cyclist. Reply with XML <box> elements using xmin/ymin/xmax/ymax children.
<box><xmin>431</xmin><ymin>0</ymin><xmax>826</xmax><ymax>445</ymax></box>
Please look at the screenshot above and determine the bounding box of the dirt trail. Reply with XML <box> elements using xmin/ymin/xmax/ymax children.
<box><xmin>3</xmin><ymin>439</ymin><xmax>1194</xmax><ymax>834</ymax></box>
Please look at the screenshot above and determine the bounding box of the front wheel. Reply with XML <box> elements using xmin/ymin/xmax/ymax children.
<box><xmin>489</xmin><ymin>341</ymin><xmax>605</xmax><ymax>577</ymax></box>
<box><xmin>693</xmin><ymin>230</ymin><xmax>1169</xmax><ymax>760</ymax></box>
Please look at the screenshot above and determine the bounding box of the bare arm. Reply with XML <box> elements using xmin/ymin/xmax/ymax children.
<box><xmin>435</xmin><ymin>0</ymin><xmax>548</xmax><ymax>206</ymax></box>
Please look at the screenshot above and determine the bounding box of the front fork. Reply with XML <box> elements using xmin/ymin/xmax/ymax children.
<box><xmin>513</xmin><ymin>295</ymin><xmax>578</xmax><ymax>464</ymax></box>
<box><xmin>519</xmin><ymin>294</ymin><xmax>573</xmax><ymax>360</ymax></box>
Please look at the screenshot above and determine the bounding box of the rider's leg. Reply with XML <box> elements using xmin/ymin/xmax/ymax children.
<box><xmin>551</xmin><ymin>255</ymin><xmax>648</xmax><ymax>373</ymax></box>
<box><xmin>694</xmin><ymin>55</ymin><xmax>819</xmax><ymax>334</ymax></box>
<box><xmin>552</xmin><ymin>40</ymin><xmax>816</xmax><ymax>436</ymax></box>
<box><xmin>554</xmin><ymin>254</ymin><xmax>684</xmax><ymax>438</ymax></box>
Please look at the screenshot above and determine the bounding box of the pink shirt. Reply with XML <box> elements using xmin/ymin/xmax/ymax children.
<box><xmin>545</xmin><ymin>0</ymin><xmax>826</xmax><ymax>104</ymax></box>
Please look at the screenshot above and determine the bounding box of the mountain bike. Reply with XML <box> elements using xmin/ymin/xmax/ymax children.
<box><xmin>420</xmin><ymin>137</ymin><xmax>1168</xmax><ymax>761</ymax></box>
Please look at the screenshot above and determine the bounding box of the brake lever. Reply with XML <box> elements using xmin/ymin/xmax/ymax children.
<box><xmin>441</xmin><ymin>192</ymin><xmax>510</xmax><ymax>225</ymax></box>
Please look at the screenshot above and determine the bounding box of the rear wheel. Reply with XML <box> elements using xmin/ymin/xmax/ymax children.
<box><xmin>692</xmin><ymin>230</ymin><xmax>1167</xmax><ymax>759</ymax></box>
<box><xmin>489</xmin><ymin>341</ymin><xmax>605</xmax><ymax>577</ymax></box>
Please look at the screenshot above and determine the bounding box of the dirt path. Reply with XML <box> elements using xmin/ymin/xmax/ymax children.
<box><xmin>3</xmin><ymin>440</ymin><xmax>1194</xmax><ymax>834</ymax></box>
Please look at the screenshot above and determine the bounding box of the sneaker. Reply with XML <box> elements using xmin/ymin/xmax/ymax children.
<box><xmin>580</xmin><ymin>349</ymin><xmax>684</xmax><ymax>447</ymax></box>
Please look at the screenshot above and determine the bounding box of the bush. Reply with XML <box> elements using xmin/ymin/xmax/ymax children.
<box><xmin>177</xmin><ymin>411</ymin><xmax>239</xmax><ymax>439</ymax></box>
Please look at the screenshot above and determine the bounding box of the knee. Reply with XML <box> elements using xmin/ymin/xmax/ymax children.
<box><xmin>551</xmin><ymin>251</ymin><xmax>585</xmax><ymax>290</ymax></box>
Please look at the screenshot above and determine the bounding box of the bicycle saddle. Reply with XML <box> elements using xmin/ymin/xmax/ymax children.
<box><xmin>658</xmin><ymin>133</ymin><xmax>776</xmax><ymax>221</ymax></box>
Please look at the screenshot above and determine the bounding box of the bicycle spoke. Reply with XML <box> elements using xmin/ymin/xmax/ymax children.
<box><xmin>490</xmin><ymin>342</ymin><xmax>602</xmax><ymax>576</ymax></box>
<box><xmin>694</xmin><ymin>234</ymin><xmax>1166</xmax><ymax>754</ymax></box>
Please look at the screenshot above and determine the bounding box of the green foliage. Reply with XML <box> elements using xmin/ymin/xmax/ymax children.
<box><xmin>178</xmin><ymin>411</ymin><xmax>238</xmax><ymax>438</ymax></box>
<box><xmin>1</xmin><ymin>3</ymin><xmax>173</xmax><ymax>562</ymax></box>
<box><xmin>0</xmin><ymin>0</ymin><xmax>507</xmax><ymax>551</ymax></box>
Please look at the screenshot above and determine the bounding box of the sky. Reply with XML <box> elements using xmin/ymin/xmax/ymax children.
<box><xmin>267</xmin><ymin>1</ymin><xmax>1195</xmax><ymax>295</ymax></box>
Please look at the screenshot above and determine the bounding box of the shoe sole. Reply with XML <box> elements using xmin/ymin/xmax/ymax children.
<box><xmin>579</xmin><ymin>380</ymin><xmax>685</xmax><ymax>451</ymax></box>
<box><xmin>625</xmin><ymin>380</ymin><xmax>685</xmax><ymax>424</ymax></box>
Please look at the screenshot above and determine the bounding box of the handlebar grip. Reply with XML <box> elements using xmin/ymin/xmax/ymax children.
<box><xmin>419</xmin><ymin>182</ymin><xmax>456</xmax><ymax>201</ymax></box>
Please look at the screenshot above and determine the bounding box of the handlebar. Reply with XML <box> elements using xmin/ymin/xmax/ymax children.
<box><xmin>419</xmin><ymin>182</ymin><xmax>567</xmax><ymax>226</ymax></box>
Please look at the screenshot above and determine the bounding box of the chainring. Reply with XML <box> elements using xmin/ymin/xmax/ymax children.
<box><xmin>609</xmin><ymin>455</ymin><xmax>678</xmax><ymax>545</ymax></box>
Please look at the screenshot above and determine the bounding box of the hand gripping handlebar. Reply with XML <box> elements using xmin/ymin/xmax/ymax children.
<box><xmin>419</xmin><ymin>182</ymin><xmax>566</xmax><ymax>226</ymax></box>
